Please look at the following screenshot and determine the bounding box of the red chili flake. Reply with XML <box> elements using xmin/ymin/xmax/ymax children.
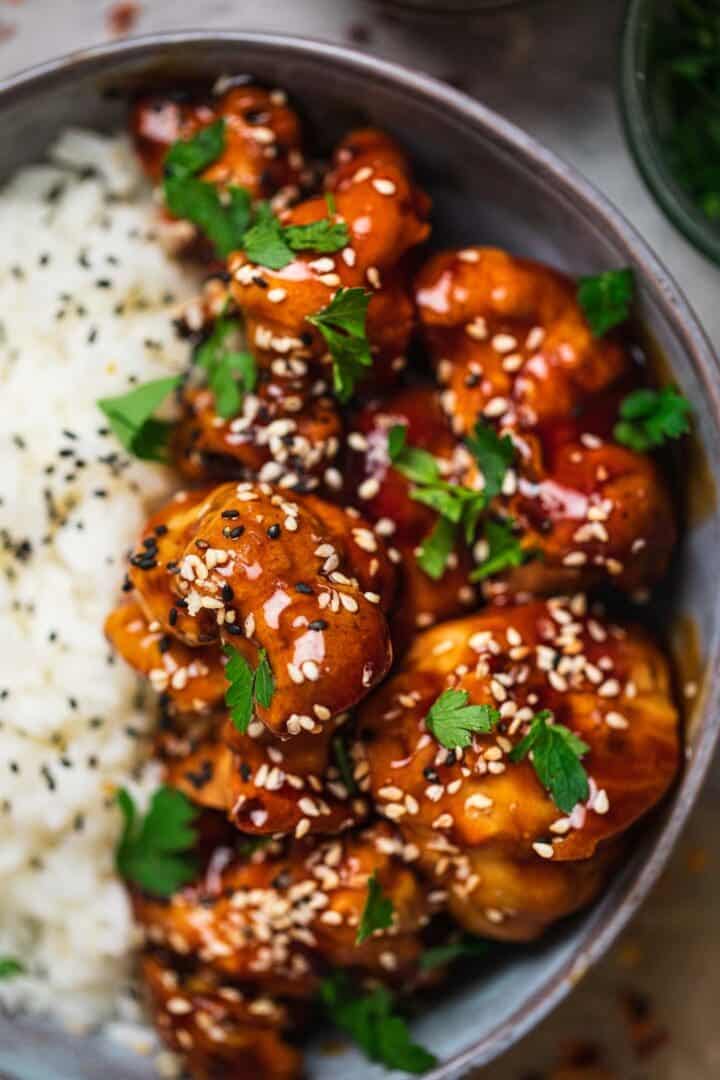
<box><xmin>106</xmin><ymin>1</ymin><xmax>141</xmax><ymax>36</ymax></box>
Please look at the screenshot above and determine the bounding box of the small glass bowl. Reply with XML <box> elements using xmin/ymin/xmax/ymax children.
<box><xmin>620</xmin><ymin>0</ymin><xmax>720</xmax><ymax>266</ymax></box>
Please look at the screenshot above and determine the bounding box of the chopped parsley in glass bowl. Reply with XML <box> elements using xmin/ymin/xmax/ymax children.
<box><xmin>621</xmin><ymin>0</ymin><xmax>720</xmax><ymax>264</ymax></box>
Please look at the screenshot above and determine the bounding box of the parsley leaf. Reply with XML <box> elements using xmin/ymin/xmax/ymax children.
<box><xmin>426</xmin><ymin>689</ymin><xmax>499</xmax><ymax>749</ymax></box>
<box><xmin>613</xmin><ymin>386</ymin><xmax>691</xmax><ymax>452</ymax></box>
<box><xmin>319</xmin><ymin>973</ymin><xmax>436</xmax><ymax>1075</ymax></box>
<box><xmin>0</xmin><ymin>957</ymin><xmax>24</xmax><ymax>979</ymax></box>
<box><xmin>577</xmin><ymin>268</ymin><xmax>634</xmax><ymax>337</ymax></box>
<box><xmin>284</xmin><ymin>216</ymin><xmax>349</xmax><ymax>254</ymax></box>
<box><xmin>509</xmin><ymin>709</ymin><xmax>589</xmax><ymax>814</ymax></box>
<box><xmin>163</xmin><ymin>120</ymin><xmax>251</xmax><ymax>258</ymax></box>
<box><xmin>417</xmin><ymin>516</ymin><xmax>457</xmax><ymax>581</ymax></box>
<box><xmin>98</xmin><ymin>375</ymin><xmax>180</xmax><ymax>462</ymax></box>
<box><xmin>242</xmin><ymin>201</ymin><xmax>295</xmax><ymax>270</ymax></box>
<box><xmin>307</xmin><ymin>287</ymin><xmax>372</xmax><ymax>403</ymax></box>
<box><xmin>164</xmin><ymin>118</ymin><xmax>226</xmax><ymax>179</ymax></box>
<box><xmin>223</xmin><ymin>645</ymin><xmax>275</xmax><ymax>734</ymax></box>
<box><xmin>420</xmin><ymin>935</ymin><xmax>489</xmax><ymax>972</ymax></box>
<box><xmin>115</xmin><ymin>786</ymin><xmax>197</xmax><ymax>898</ymax></box>
<box><xmin>332</xmin><ymin>733</ymin><xmax>358</xmax><ymax>795</ymax></box>
<box><xmin>387</xmin><ymin>424</ymin><xmax>441</xmax><ymax>485</ymax></box>
<box><xmin>196</xmin><ymin>313</ymin><xmax>256</xmax><ymax>419</ymax></box>
<box><xmin>470</xmin><ymin>517</ymin><xmax>527</xmax><ymax>582</ymax></box>
<box><xmin>465</xmin><ymin>420</ymin><xmax>515</xmax><ymax>501</ymax></box>
<box><xmin>356</xmin><ymin>872</ymin><xmax>394</xmax><ymax>944</ymax></box>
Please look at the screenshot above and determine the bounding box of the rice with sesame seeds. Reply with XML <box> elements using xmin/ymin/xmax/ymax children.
<box><xmin>0</xmin><ymin>130</ymin><xmax>200</xmax><ymax>1029</ymax></box>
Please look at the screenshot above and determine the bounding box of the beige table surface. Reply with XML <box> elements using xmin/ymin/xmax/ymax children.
<box><xmin>1</xmin><ymin>1</ymin><xmax>718</xmax><ymax>1077</ymax></box>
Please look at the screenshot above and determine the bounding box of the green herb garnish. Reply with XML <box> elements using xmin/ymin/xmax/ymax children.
<box><xmin>284</xmin><ymin>215</ymin><xmax>349</xmax><ymax>253</ymax></box>
<box><xmin>509</xmin><ymin>709</ymin><xmax>589</xmax><ymax>814</ymax></box>
<box><xmin>614</xmin><ymin>386</ymin><xmax>691</xmax><ymax>451</ymax></box>
<box><xmin>308</xmin><ymin>287</ymin><xmax>372</xmax><ymax>403</ymax></box>
<box><xmin>417</xmin><ymin>516</ymin><xmax>458</xmax><ymax>581</ymax></box>
<box><xmin>163</xmin><ymin>118</ymin><xmax>251</xmax><ymax>258</ymax></box>
<box><xmin>0</xmin><ymin>957</ymin><xmax>24</xmax><ymax>979</ymax></box>
<box><xmin>242</xmin><ymin>199</ymin><xmax>349</xmax><ymax>270</ymax></box>
<box><xmin>98</xmin><ymin>375</ymin><xmax>180</xmax><ymax>462</ymax></box>
<box><xmin>196</xmin><ymin>312</ymin><xmax>256</xmax><ymax>419</ymax></box>
<box><xmin>356</xmin><ymin>872</ymin><xmax>394</xmax><ymax>944</ymax></box>
<box><xmin>425</xmin><ymin>689</ymin><xmax>499</xmax><ymax>750</ymax></box>
<box><xmin>577</xmin><ymin>268</ymin><xmax>634</xmax><ymax>337</ymax></box>
<box><xmin>332</xmin><ymin>733</ymin><xmax>358</xmax><ymax>795</ymax></box>
<box><xmin>465</xmin><ymin>419</ymin><xmax>515</xmax><ymax>501</ymax></box>
<box><xmin>420</xmin><ymin>935</ymin><xmax>489</xmax><ymax>972</ymax></box>
<box><xmin>223</xmin><ymin>645</ymin><xmax>275</xmax><ymax>734</ymax></box>
<box><xmin>470</xmin><ymin>517</ymin><xmax>528</xmax><ymax>582</ymax></box>
<box><xmin>319</xmin><ymin>973</ymin><xmax>436</xmax><ymax>1075</ymax></box>
<box><xmin>115</xmin><ymin>786</ymin><xmax>197</xmax><ymax>897</ymax></box>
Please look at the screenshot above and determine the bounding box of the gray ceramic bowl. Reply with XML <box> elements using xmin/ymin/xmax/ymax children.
<box><xmin>1</xmin><ymin>30</ymin><xmax>719</xmax><ymax>1080</ymax></box>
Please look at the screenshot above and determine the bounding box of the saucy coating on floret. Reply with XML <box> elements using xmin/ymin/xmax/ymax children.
<box><xmin>132</xmin><ymin>83</ymin><xmax>308</xmax><ymax>199</ymax></box>
<box><xmin>345</xmin><ymin>385</ymin><xmax>478</xmax><ymax>649</ymax></box>
<box><xmin>142</xmin><ymin>952</ymin><xmax>303</xmax><ymax>1080</ymax></box>
<box><xmin>356</xmin><ymin>596</ymin><xmax>679</xmax><ymax>940</ymax></box>
<box><xmin>118</xmin><ymin>481</ymin><xmax>395</xmax><ymax>737</ymax></box>
<box><xmin>228</xmin><ymin>129</ymin><xmax>429</xmax><ymax>386</ymax></box>
<box><xmin>409</xmin><ymin>247</ymin><xmax>677</xmax><ymax>595</ymax></box>
<box><xmin>135</xmin><ymin>822</ymin><xmax>440</xmax><ymax>993</ymax></box>
<box><xmin>159</xmin><ymin>712</ymin><xmax>369</xmax><ymax>838</ymax></box>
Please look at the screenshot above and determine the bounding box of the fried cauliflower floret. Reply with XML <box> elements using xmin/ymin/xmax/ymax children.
<box><xmin>172</xmin><ymin>371</ymin><xmax>342</xmax><ymax>494</ymax></box>
<box><xmin>131</xmin><ymin>83</ymin><xmax>308</xmax><ymax>199</ymax></box>
<box><xmin>356</xmin><ymin>597</ymin><xmax>679</xmax><ymax>941</ymax></box>
<box><xmin>119</xmin><ymin>482</ymin><xmax>395</xmax><ymax>739</ymax></box>
<box><xmin>142</xmin><ymin>952</ymin><xmax>303</xmax><ymax>1080</ymax></box>
<box><xmin>228</xmin><ymin>129</ymin><xmax>429</xmax><ymax>386</ymax></box>
<box><xmin>345</xmin><ymin>386</ymin><xmax>479</xmax><ymax>649</ymax></box>
<box><xmin>415</xmin><ymin>246</ymin><xmax>627</xmax><ymax>432</ymax></box>
<box><xmin>135</xmin><ymin>822</ymin><xmax>440</xmax><ymax>993</ymax></box>
<box><xmin>160</xmin><ymin>713</ymin><xmax>369</xmax><ymax>838</ymax></box>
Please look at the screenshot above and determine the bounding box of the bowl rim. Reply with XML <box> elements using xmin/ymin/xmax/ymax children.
<box><xmin>1</xmin><ymin>29</ymin><xmax>720</xmax><ymax>1079</ymax></box>
<box><xmin>619</xmin><ymin>0</ymin><xmax>720</xmax><ymax>267</ymax></box>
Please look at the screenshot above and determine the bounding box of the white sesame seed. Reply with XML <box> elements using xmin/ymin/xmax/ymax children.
<box><xmin>491</xmin><ymin>333</ymin><xmax>517</xmax><ymax>354</ymax></box>
<box><xmin>532</xmin><ymin>842</ymin><xmax>554</xmax><ymax>860</ymax></box>
<box><xmin>267</xmin><ymin>287</ymin><xmax>287</xmax><ymax>303</ymax></box>
<box><xmin>372</xmin><ymin>177</ymin><xmax>397</xmax><ymax>196</ymax></box>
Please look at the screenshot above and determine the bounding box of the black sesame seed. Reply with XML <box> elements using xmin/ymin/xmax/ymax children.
<box><xmin>267</xmin><ymin>524</ymin><xmax>281</xmax><ymax>539</ymax></box>
<box><xmin>295</xmin><ymin>582</ymin><xmax>313</xmax><ymax>595</ymax></box>
<box><xmin>221</xmin><ymin>509</ymin><xmax>240</xmax><ymax>519</ymax></box>
<box><xmin>229</xmin><ymin>526</ymin><xmax>245</xmax><ymax>539</ymax></box>
<box><xmin>225</xmin><ymin>623</ymin><xmax>243</xmax><ymax>636</ymax></box>
<box><xmin>309</xmin><ymin>619</ymin><xmax>328</xmax><ymax>631</ymax></box>
<box><xmin>222</xmin><ymin>584</ymin><xmax>234</xmax><ymax>602</ymax></box>
<box><xmin>158</xmin><ymin>635</ymin><xmax>172</xmax><ymax>654</ymax></box>
<box><xmin>168</xmin><ymin>607</ymin><xmax>178</xmax><ymax>627</ymax></box>
<box><xmin>154</xmin><ymin>524</ymin><xmax>168</xmax><ymax>537</ymax></box>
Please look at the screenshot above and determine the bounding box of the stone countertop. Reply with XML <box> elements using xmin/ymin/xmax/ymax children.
<box><xmin>1</xmin><ymin>1</ymin><xmax>717</xmax><ymax>1076</ymax></box>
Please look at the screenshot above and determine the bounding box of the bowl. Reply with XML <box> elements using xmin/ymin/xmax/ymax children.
<box><xmin>1</xmin><ymin>30</ymin><xmax>719</xmax><ymax>1080</ymax></box>
<box><xmin>621</xmin><ymin>0</ymin><xmax>720</xmax><ymax>266</ymax></box>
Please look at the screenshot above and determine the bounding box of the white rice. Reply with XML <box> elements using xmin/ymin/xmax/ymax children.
<box><xmin>0</xmin><ymin>129</ymin><xmax>200</xmax><ymax>1033</ymax></box>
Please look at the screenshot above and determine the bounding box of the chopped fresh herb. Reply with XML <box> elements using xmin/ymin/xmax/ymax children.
<box><xmin>164</xmin><ymin>117</ymin><xmax>226</xmax><ymax>178</ymax></box>
<box><xmin>417</xmin><ymin>516</ymin><xmax>457</xmax><ymax>581</ymax></box>
<box><xmin>388</xmin><ymin>424</ymin><xmax>441</xmax><ymax>485</ymax></box>
<box><xmin>509</xmin><ymin>709</ymin><xmax>589</xmax><ymax>814</ymax></box>
<box><xmin>319</xmin><ymin>973</ymin><xmax>436</xmax><ymax>1075</ymax></box>
<box><xmin>332</xmin><ymin>733</ymin><xmax>357</xmax><ymax>795</ymax></box>
<box><xmin>465</xmin><ymin>419</ymin><xmax>515</xmax><ymax>500</ymax></box>
<box><xmin>614</xmin><ymin>386</ymin><xmax>691</xmax><ymax>451</ymax></box>
<box><xmin>196</xmin><ymin>312</ymin><xmax>256</xmax><ymax>419</ymax></box>
<box><xmin>577</xmin><ymin>268</ymin><xmax>634</xmax><ymax>337</ymax></box>
<box><xmin>163</xmin><ymin>119</ymin><xmax>251</xmax><ymax>257</ymax></box>
<box><xmin>0</xmin><ymin>957</ymin><xmax>24</xmax><ymax>979</ymax></box>
<box><xmin>356</xmin><ymin>871</ymin><xmax>394</xmax><ymax>944</ymax></box>
<box><xmin>284</xmin><ymin>215</ymin><xmax>349</xmax><ymax>254</ymax></box>
<box><xmin>420</xmin><ymin>935</ymin><xmax>489</xmax><ymax>972</ymax></box>
<box><xmin>307</xmin><ymin>287</ymin><xmax>372</xmax><ymax>403</ymax></box>
<box><xmin>223</xmin><ymin>645</ymin><xmax>275</xmax><ymax>734</ymax></box>
<box><xmin>97</xmin><ymin>375</ymin><xmax>180</xmax><ymax>462</ymax></box>
<box><xmin>254</xmin><ymin>649</ymin><xmax>275</xmax><ymax>708</ymax></box>
<box><xmin>242</xmin><ymin>201</ymin><xmax>295</xmax><ymax>270</ymax></box>
<box><xmin>115</xmin><ymin>786</ymin><xmax>197</xmax><ymax>897</ymax></box>
<box><xmin>470</xmin><ymin>517</ymin><xmax>527</xmax><ymax>582</ymax></box>
<box><xmin>426</xmin><ymin>689</ymin><xmax>499</xmax><ymax>750</ymax></box>
<box><xmin>650</xmin><ymin>1</ymin><xmax>720</xmax><ymax>228</ymax></box>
